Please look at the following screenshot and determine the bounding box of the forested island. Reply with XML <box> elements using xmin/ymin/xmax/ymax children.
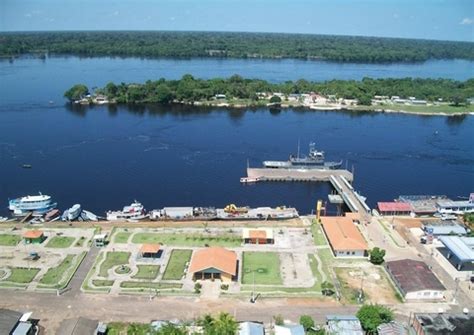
<box><xmin>2</xmin><ymin>31</ymin><xmax>474</xmax><ymax>63</ymax></box>
<box><xmin>65</xmin><ymin>76</ymin><xmax>474</xmax><ymax>115</ymax></box>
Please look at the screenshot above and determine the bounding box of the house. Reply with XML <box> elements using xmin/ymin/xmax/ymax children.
<box><xmin>274</xmin><ymin>324</ymin><xmax>305</xmax><ymax>335</ymax></box>
<box><xmin>325</xmin><ymin>315</ymin><xmax>363</xmax><ymax>335</ymax></box>
<box><xmin>411</xmin><ymin>313</ymin><xmax>474</xmax><ymax>335</ymax></box>
<box><xmin>436</xmin><ymin>197</ymin><xmax>474</xmax><ymax>215</ymax></box>
<box><xmin>377</xmin><ymin>202</ymin><xmax>413</xmax><ymax>216</ymax></box>
<box><xmin>438</xmin><ymin>236</ymin><xmax>474</xmax><ymax>270</ymax></box>
<box><xmin>93</xmin><ymin>233</ymin><xmax>107</xmax><ymax>247</ymax></box>
<box><xmin>320</xmin><ymin>215</ymin><xmax>368</xmax><ymax>257</ymax></box>
<box><xmin>242</xmin><ymin>228</ymin><xmax>274</xmax><ymax>244</ymax></box>
<box><xmin>188</xmin><ymin>247</ymin><xmax>238</xmax><ymax>282</ymax></box>
<box><xmin>140</xmin><ymin>244</ymin><xmax>162</xmax><ymax>259</ymax></box>
<box><xmin>385</xmin><ymin>259</ymin><xmax>445</xmax><ymax>301</ymax></box>
<box><xmin>0</xmin><ymin>309</ymin><xmax>36</xmax><ymax>335</ymax></box>
<box><xmin>22</xmin><ymin>230</ymin><xmax>45</xmax><ymax>244</ymax></box>
<box><xmin>239</xmin><ymin>321</ymin><xmax>264</xmax><ymax>335</ymax></box>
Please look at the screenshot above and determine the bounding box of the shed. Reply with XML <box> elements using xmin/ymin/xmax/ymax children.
<box><xmin>140</xmin><ymin>244</ymin><xmax>162</xmax><ymax>259</ymax></box>
<box><xmin>422</xmin><ymin>220</ymin><xmax>467</xmax><ymax>236</ymax></box>
<box><xmin>188</xmin><ymin>247</ymin><xmax>238</xmax><ymax>282</ymax></box>
<box><xmin>93</xmin><ymin>233</ymin><xmax>107</xmax><ymax>247</ymax></box>
<box><xmin>22</xmin><ymin>230</ymin><xmax>45</xmax><ymax>244</ymax></box>
<box><xmin>239</xmin><ymin>321</ymin><xmax>264</xmax><ymax>335</ymax></box>
<box><xmin>411</xmin><ymin>313</ymin><xmax>474</xmax><ymax>335</ymax></box>
<box><xmin>274</xmin><ymin>324</ymin><xmax>305</xmax><ymax>335</ymax></box>
<box><xmin>377</xmin><ymin>321</ymin><xmax>407</xmax><ymax>335</ymax></box>
<box><xmin>326</xmin><ymin>315</ymin><xmax>363</xmax><ymax>335</ymax></box>
<box><xmin>242</xmin><ymin>228</ymin><xmax>274</xmax><ymax>244</ymax></box>
<box><xmin>385</xmin><ymin>259</ymin><xmax>445</xmax><ymax>300</ymax></box>
<box><xmin>377</xmin><ymin>202</ymin><xmax>413</xmax><ymax>216</ymax></box>
<box><xmin>163</xmin><ymin>207</ymin><xmax>194</xmax><ymax>219</ymax></box>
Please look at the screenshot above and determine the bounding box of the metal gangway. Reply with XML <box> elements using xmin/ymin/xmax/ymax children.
<box><xmin>329</xmin><ymin>174</ymin><xmax>371</xmax><ymax>216</ymax></box>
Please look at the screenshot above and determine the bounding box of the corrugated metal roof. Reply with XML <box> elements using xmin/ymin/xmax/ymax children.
<box><xmin>239</xmin><ymin>322</ymin><xmax>264</xmax><ymax>335</ymax></box>
<box><xmin>377</xmin><ymin>202</ymin><xmax>412</xmax><ymax>212</ymax></box>
<box><xmin>439</xmin><ymin>236</ymin><xmax>474</xmax><ymax>262</ymax></box>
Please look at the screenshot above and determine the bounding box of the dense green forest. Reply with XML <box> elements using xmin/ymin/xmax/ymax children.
<box><xmin>65</xmin><ymin>76</ymin><xmax>474</xmax><ymax>105</ymax></box>
<box><xmin>2</xmin><ymin>31</ymin><xmax>474</xmax><ymax>63</ymax></box>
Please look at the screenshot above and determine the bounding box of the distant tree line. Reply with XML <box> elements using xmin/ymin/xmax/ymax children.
<box><xmin>65</xmin><ymin>75</ymin><xmax>474</xmax><ymax>106</ymax></box>
<box><xmin>2</xmin><ymin>31</ymin><xmax>474</xmax><ymax>63</ymax></box>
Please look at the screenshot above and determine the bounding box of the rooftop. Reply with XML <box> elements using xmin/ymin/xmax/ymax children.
<box><xmin>140</xmin><ymin>243</ymin><xmax>161</xmax><ymax>254</ymax></box>
<box><xmin>274</xmin><ymin>324</ymin><xmax>305</xmax><ymax>335</ymax></box>
<box><xmin>414</xmin><ymin>313</ymin><xmax>474</xmax><ymax>335</ymax></box>
<box><xmin>326</xmin><ymin>315</ymin><xmax>364</xmax><ymax>335</ymax></box>
<box><xmin>320</xmin><ymin>216</ymin><xmax>368</xmax><ymax>251</ymax></box>
<box><xmin>242</xmin><ymin>228</ymin><xmax>274</xmax><ymax>240</ymax></box>
<box><xmin>438</xmin><ymin>236</ymin><xmax>474</xmax><ymax>262</ymax></box>
<box><xmin>385</xmin><ymin>259</ymin><xmax>445</xmax><ymax>294</ymax></box>
<box><xmin>436</xmin><ymin>199</ymin><xmax>474</xmax><ymax>208</ymax></box>
<box><xmin>239</xmin><ymin>322</ymin><xmax>264</xmax><ymax>335</ymax></box>
<box><xmin>22</xmin><ymin>230</ymin><xmax>43</xmax><ymax>239</ymax></box>
<box><xmin>188</xmin><ymin>247</ymin><xmax>237</xmax><ymax>276</ymax></box>
<box><xmin>377</xmin><ymin>202</ymin><xmax>413</xmax><ymax>212</ymax></box>
<box><xmin>0</xmin><ymin>309</ymin><xmax>22</xmax><ymax>335</ymax></box>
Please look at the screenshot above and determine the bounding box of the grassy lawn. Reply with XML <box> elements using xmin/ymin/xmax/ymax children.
<box><xmin>311</xmin><ymin>224</ymin><xmax>328</xmax><ymax>246</ymax></box>
<box><xmin>45</xmin><ymin>236</ymin><xmax>75</xmax><ymax>248</ymax></box>
<box><xmin>133</xmin><ymin>265</ymin><xmax>160</xmax><ymax>280</ymax></box>
<box><xmin>162</xmin><ymin>249</ymin><xmax>192</xmax><ymax>280</ymax></box>
<box><xmin>5</xmin><ymin>267</ymin><xmax>40</xmax><ymax>283</ymax></box>
<box><xmin>107</xmin><ymin>322</ymin><xmax>152</xmax><ymax>335</ymax></box>
<box><xmin>0</xmin><ymin>234</ymin><xmax>21</xmax><ymax>246</ymax></box>
<box><xmin>39</xmin><ymin>255</ymin><xmax>74</xmax><ymax>286</ymax></box>
<box><xmin>120</xmin><ymin>281</ymin><xmax>182</xmax><ymax>289</ymax></box>
<box><xmin>132</xmin><ymin>233</ymin><xmax>241</xmax><ymax>247</ymax></box>
<box><xmin>99</xmin><ymin>252</ymin><xmax>131</xmax><ymax>277</ymax></box>
<box><xmin>114</xmin><ymin>231</ymin><xmax>132</xmax><ymax>243</ymax></box>
<box><xmin>92</xmin><ymin>279</ymin><xmax>114</xmax><ymax>287</ymax></box>
<box><xmin>242</xmin><ymin>252</ymin><xmax>282</xmax><ymax>285</ymax></box>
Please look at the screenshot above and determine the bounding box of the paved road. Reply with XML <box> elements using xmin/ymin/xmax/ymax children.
<box><xmin>64</xmin><ymin>245</ymin><xmax>99</xmax><ymax>296</ymax></box>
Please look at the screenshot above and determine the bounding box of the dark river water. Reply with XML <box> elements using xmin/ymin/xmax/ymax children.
<box><xmin>0</xmin><ymin>57</ymin><xmax>473</xmax><ymax>215</ymax></box>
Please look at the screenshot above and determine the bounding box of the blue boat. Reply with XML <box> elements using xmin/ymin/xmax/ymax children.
<box><xmin>9</xmin><ymin>193</ymin><xmax>57</xmax><ymax>216</ymax></box>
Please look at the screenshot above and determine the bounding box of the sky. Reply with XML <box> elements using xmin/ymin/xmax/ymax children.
<box><xmin>1</xmin><ymin>0</ymin><xmax>473</xmax><ymax>42</ymax></box>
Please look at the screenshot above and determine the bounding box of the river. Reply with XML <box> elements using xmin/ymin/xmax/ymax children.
<box><xmin>0</xmin><ymin>57</ymin><xmax>473</xmax><ymax>215</ymax></box>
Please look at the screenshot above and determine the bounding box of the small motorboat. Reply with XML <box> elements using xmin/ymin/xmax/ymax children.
<box><xmin>45</xmin><ymin>209</ymin><xmax>61</xmax><ymax>222</ymax></box>
<box><xmin>22</xmin><ymin>164</ymin><xmax>32</xmax><ymax>169</ymax></box>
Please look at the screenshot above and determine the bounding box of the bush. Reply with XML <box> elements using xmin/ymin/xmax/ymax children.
<box><xmin>369</xmin><ymin>247</ymin><xmax>386</xmax><ymax>265</ymax></box>
<box><xmin>357</xmin><ymin>304</ymin><xmax>393</xmax><ymax>333</ymax></box>
<box><xmin>274</xmin><ymin>314</ymin><xmax>284</xmax><ymax>326</ymax></box>
<box><xmin>269</xmin><ymin>95</ymin><xmax>282</xmax><ymax>104</ymax></box>
<box><xmin>220</xmin><ymin>284</ymin><xmax>229</xmax><ymax>290</ymax></box>
<box><xmin>299</xmin><ymin>315</ymin><xmax>315</xmax><ymax>331</ymax></box>
<box><xmin>321</xmin><ymin>281</ymin><xmax>335</xmax><ymax>296</ymax></box>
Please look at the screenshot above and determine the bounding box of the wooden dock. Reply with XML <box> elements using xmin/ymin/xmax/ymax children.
<box><xmin>246</xmin><ymin>168</ymin><xmax>353</xmax><ymax>182</ymax></box>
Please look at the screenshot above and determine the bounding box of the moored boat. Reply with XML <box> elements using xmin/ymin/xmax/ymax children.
<box><xmin>66</xmin><ymin>204</ymin><xmax>82</xmax><ymax>221</ymax></box>
<box><xmin>45</xmin><ymin>209</ymin><xmax>61</xmax><ymax>222</ymax></box>
<box><xmin>8</xmin><ymin>193</ymin><xmax>57</xmax><ymax>216</ymax></box>
<box><xmin>81</xmin><ymin>210</ymin><xmax>99</xmax><ymax>221</ymax></box>
<box><xmin>106</xmin><ymin>201</ymin><xmax>147</xmax><ymax>221</ymax></box>
<box><xmin>263</xmin><ymin>142</ymin><xmax>342</xmax><ymax>170</ymax></box>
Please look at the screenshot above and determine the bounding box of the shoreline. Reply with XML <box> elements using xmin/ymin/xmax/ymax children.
<box><xmin>79</xmin><ymin>100</ymin><xmax>474</xmax><ymax>117</ymax></box>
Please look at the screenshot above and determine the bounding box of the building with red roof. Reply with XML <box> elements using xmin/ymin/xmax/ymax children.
<box><xmin>377</xmin><ymin>202</ymin><xmax>413</xmax><ymax>216</ymax></box>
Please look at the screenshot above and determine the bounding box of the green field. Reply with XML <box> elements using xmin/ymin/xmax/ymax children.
<box><xmin>5</xmin><ymin>267</ymin><xmax>40</xmax><ymax>283</ymax></box>
<box><xmin>92</xmin><ymin>279</ymin><xmax>114</xmax><ymax>287</ymax></box>
<box><xmin>242</xmin><ymin>252</ymin><xmax>282</xmax><ymax>285</ymax></box>
<box><xmin>132</xmin><ymin>233</ymin><xmax>241</xmax><ymax>247</ymax></box>
<box><xmin>311</xmin><ymin>224</ymin><xmax>328</xmax><ymax>246</ymax></box>
<box><xmin>120</xmin><ymin>281</ymin><xmax>182</xmax><ymax>289</ymax></box>
<box><xmin>114</xmin><ymin>232</ymin><xmax>132</xmax><ymax>243</ymax></box>
<box><xmin>39</xmin><ymin>255</ymin><xmax>75</xmax><ymax>286</ymax></box>
<box><xmin>133</xmin><ymin>265</ymin><xmax>160</xmax><ymax>280</ymax></box>
<box><xmin>0</xmin><ymin>234</ymin><xmax>21</xmax><ymax>246</ymax></box>
<box><xmin>99</xmin><ymin>252</ymin><xmax>131</xmax><ymax>277</ymax></box>
<box><xmin>45</xmin><ymin>236</ymin><xmax>75</xmax><ymax>248</ymax></box>
<box><xmin>162</xmin><ymin>249</ymin><xmax>192</xmax><ymax>280</ymax></box>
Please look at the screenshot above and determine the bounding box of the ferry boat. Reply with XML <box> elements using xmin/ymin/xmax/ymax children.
<box><xmin>263</xmin><ymin>142</ymin><xmax>342</xmax><ymax>170</ymax></box>
<box><xmin>8</xmin><ymin>193</ymin><xmax>57</xmax><ymax>216</ymax></box>
<box><xmin>106</xmin><ymin>201</ymin><xmax>147</xmax><ymax>221</ymax></box>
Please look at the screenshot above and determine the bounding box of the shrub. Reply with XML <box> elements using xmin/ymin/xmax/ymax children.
<box><xmin>274</xmin><ymin>314</ymin><xmax>284</xmax><ymax>326</ymax></box>
<box><xmin>299</xmin><ymin>315</ymin><xmax>315</xmax><ymax>331</ymax></box>
<box><xmin>369</xmin><ymin>247</ymin><xmax>386</xmax><ymax>265</ymax></box>
<box><xmin>221</xmin><ymin>284</ymin><xmax>229</xmax><ymax>290</ymax></box>
<box><xmin>357</xmin><ymin>304</ymin><xmax>393</xmax><ymax>333</ymax></box>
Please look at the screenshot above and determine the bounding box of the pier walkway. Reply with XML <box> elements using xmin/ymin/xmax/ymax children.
<box><xmin>329</xmin><ymin>174</ymin><xmax>371</xmax><ymax>216</ymax></box>
<box><xmin>246</xmin><ymin>168</ymin><xmax>353</xmax><ymax>182</ymax></box>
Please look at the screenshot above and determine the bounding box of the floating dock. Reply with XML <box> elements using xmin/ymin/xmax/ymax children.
<box><xmin>246</xmin><ymin>168</ymin><xmax>353</xmax><ymax>182</ymax></box>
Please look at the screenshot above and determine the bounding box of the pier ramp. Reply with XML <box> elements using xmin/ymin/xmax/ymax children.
<box><xmin>247</xmin><ymin>168</ymin><xmax>353</xmax><ymax>182</ymax></box>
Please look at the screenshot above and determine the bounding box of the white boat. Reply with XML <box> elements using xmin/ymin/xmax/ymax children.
<box><xmin>106</xmin><ymin>201</ymin><xmax>147</xmax><ymax>221</ymax></box>
<box><xmin>240</xmin><ymin>177</ymin><xmax>260</xmax><ymax>183</ymax></box>
<box><xmin>8</xmin><ymin>193</ymin><xmax>57</xmax><ymax>216</ymax></box>
<box><xmin>0</xmin><ymin>216</ymin><xmax>8</xmax><ymax>222</ymax></box>
<box><xmin>81</xmin><ymin>210</ymin><xmax>99</xmax><ymax>221</ymax></box>
<box><xmin>67</xmin><ymin>204</ymin><xmax>82</xmax><ymax>221</ymax></box>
